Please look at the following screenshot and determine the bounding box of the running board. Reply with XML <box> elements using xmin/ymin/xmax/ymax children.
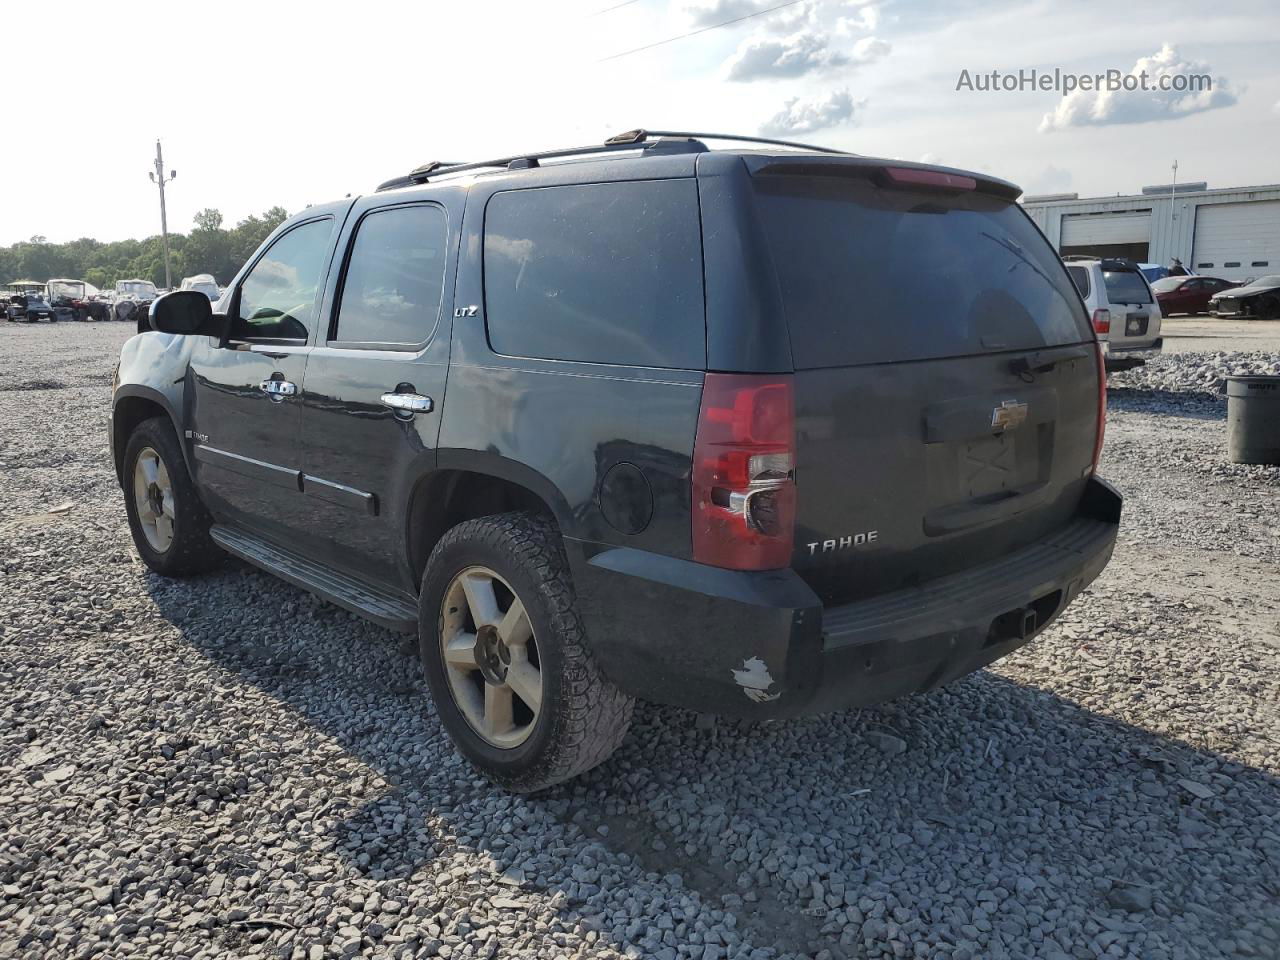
<box><xmin>210</xmin><ymin>525</ymin><xmax>417</xmax><ymax>633</ymax></box>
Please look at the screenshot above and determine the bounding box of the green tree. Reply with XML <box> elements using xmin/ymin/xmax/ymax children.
<box><xmin>0</xmin><ymin>207</ymin><xmax>293</xmax><ymax>289</ymax></box>
<box><xmin>193</xmin><ymin>208</ymin><xmax>223</xmax><ymax>232</ymax></box>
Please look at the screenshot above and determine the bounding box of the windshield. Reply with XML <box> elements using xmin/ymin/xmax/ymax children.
<box><xmin>1246</xmin><ymin>275</ymin><xmax>1280</xmax><ymax>288</ymax></box>
<box><xmin>119</xmin><ymin>281</ymin><xmax>158</xmax><ymax>297</ymax></box>
<box><xmin>1151</xmin><ymin>277</ymin><xmax>1189</xmax><ymax>293</ymax></box>
<box><xmin>1102</xmin><ymin>269</ymin><xmax>1152</xmax><ymax>305</ymax></box>
<box><xmin>48</xmin><ymin>281</ymin><xmax>84</xmax><ymax>299</ymax></box>
<box><xmin>753</xmin><ymin>176</ymin><xmax>1091</xmax><ymax>367</ymax></box>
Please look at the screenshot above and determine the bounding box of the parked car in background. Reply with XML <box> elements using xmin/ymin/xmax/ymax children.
<box><xmin>1064</xmin><ymin>257</ymin><xmax>1163</xmax><ymax>369</ymax></box>
<box><xmin>1208</xmin><ymin>274</ymin><xmax>1280</xmax><ymax>319</ymax></box>
<box><xmin>109</xmin><ymin>279</ymin><xmax>159</xmax><ymax>323</ymax></box>
<box><xmin>3</xmin><ymin>281</ymin><xmax>56</xmax><ymax>322</ymax></box>
<box><xmin>180</xmin><ymin>274</ymin><xmax>221</xmax><ymax>301</ymax></box>
<box><xmin>1139</xmin><ymin>263</ymin><xmax>1171</xmax><ymax>283</ymax></box>
<box><xmin>47</xmin><ymin>278</ymin><xmax>111</xmax><ymax>321</ymax></box>
<box><xmin>112</xmin><ymin>130</ymin><xmax>1120</xmax><ymax>791</ymax></box>
<box><xmin>1152</xmin><ymin>275</ymin><xmax>1238</xmax><ymax>316</ymax></box>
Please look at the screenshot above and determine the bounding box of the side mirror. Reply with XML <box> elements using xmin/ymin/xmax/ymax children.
<box><xmin>149</xmin><ymin>290</ymin><xmax>226</xmax><ymax>337</ymax></box>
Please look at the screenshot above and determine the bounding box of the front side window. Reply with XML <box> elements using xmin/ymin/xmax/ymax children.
<box><xmin>234</xmin><ymin>218</ymin><xmax>333</xmax><ymax>341</ymax></box>
<box><xmin>334</xmin><ymin>205</ymin><xmax>448</xmax><ymax>345</ymax></box>
<box><xmin>483</xmin><ymin>180</ymin><xmax>705</xmax><ymax>368</ymax></box>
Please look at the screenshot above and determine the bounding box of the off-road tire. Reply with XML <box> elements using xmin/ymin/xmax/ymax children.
<box><xmin>419</xmin><ymin>512</ymin><xmax>634</xmax><ymax>792</ymax></box>
<box><xmin>122</xmin><ymin>416</ymin><xmax>224</xmax><ymax>577</ymax></box>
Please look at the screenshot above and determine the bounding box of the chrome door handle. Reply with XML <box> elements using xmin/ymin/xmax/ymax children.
<box><xmin>380</xmin><ymin>392</ymin><xmax>433</xmax><ymax>414</ymax></box>
<box><xmin>259</xmin><ymin>379</ymin><xmax>298</xmax><ymax>402</ymax></box>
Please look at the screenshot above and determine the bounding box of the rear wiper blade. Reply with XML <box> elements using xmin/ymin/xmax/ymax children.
<box><xmin>1008</xmin><ymin>352</ymin><xmax>1063</xmax><ymax>377</ymax></box>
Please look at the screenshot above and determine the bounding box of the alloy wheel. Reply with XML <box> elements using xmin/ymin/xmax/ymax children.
<box><xmin>439</xmin><ymin>565</ymin><xmax>543</xmax><ymax>748</ymax></box>
<box><xmin>132</xmin><ymin>446</ymin><xmax>175</xmax><ymax>552</ymax></box>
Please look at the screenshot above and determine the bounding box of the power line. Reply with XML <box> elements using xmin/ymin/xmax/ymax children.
<box><xmin>596</xmin><ymin>0</ymin><xmax>806</xmax><ymax>62</ymax></box>
<box><xmin>588</xmin><ymin>0</ymin><xmax>642</xmax><ymax>15</ymax></box>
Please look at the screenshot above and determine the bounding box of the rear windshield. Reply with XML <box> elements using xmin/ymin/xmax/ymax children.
<box><xmin>1101</xmin><ymin>269</ymin><xmax>1152</xmax><ymax>305</ymax></box>
<box><xmin>1151</xmin><ymin>276</ymin><xmax>1189</xmax><ymax>293</ymax></box>
<box><xmin>753</xmin><ymin>176</ymin><xmax>1091</xmax><ymax>368</ymax></box>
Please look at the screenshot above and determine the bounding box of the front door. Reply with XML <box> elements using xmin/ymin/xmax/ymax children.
<box><xmin>188</xmin><ymin>215</ymin><xmax>340</xmax><ymax>543</ymax></box>
<box><xmin>294</xmin><ymin>198</ymin><xmax>458</xmax><ymax>593</ymax></box>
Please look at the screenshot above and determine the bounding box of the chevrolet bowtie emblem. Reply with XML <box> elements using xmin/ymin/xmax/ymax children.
<box><xmin>991</xmin><ymin>399</ymin><xmax>1028</xmax><ymax>431</ymax></box>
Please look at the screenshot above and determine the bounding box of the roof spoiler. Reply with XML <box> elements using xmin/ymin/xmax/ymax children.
<box><xmin>746</xmin><ymin>155</ymin><xmax>1022</xmax><ymax>202</ymax></box>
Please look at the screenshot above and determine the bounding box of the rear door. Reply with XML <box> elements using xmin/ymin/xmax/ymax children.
<box><xmin>749</xmin><ymin>169</ymin><xmax>1099</xmax><ymax>604</ymax></box>
<box><xmin>292</xmin><ymin>194</ymin><xmax>459</xmax><ymax>593</ymax></box>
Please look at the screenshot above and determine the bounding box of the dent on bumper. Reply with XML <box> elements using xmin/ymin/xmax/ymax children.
<box><xmin>570</xmin><ymin>477</ymin><xmax>1122</xmax><ymax>720</ymax></box>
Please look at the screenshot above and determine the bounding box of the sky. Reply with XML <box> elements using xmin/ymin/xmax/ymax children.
<box><xmin>1</xmin><ymin>0</ymin><xmax>1277</xmax><ymax>246</ymax></box>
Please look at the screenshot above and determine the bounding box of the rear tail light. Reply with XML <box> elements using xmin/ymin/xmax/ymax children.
<box><xmin>1092</xmin><ymin>341</ymin><xmax>1107</xmax><ymax>473</ymax></box>
<box><xmin>1091</xmin><ymin>309</ymin><xmax>1111</xmax><ymax>335</ymax></box>
<box><xmin>692</xmin><ymin>374</ymin><xmax>796</xmax><ymax>570</ymax></box>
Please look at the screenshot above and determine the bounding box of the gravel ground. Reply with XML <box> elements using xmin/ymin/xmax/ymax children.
<box><xmin>1161</xmin><ymin>318</ymin><xmax>1280</xmax><ymax>355</ymax></box>
<box><xmin>2</xmin><ymin>323</ymin><xmax>1278</xmax><ymax>960</ymax></box>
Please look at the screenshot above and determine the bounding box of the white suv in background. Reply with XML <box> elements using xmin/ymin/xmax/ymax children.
<box><xmin>1063</xmin><ymin>257</ymin><xmax>1163</xmax><ymax>370</ymax></box>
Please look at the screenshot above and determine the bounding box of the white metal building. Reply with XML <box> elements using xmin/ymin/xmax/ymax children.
<box><xmin>1023</xmin><ymin>182</ymin><xmax>1280</xmax><ymax>283</ymax></box>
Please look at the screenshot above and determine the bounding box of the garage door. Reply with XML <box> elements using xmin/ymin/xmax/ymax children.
<box><xmin>1060</xmin><ymin>211</ymin><xmax>1152</xmax><ymax>248</ymax></box>
<box><xmin>1192</xmin><ymin>200</ymin><xmax>1280</xmax><ymax>283</ymax></box>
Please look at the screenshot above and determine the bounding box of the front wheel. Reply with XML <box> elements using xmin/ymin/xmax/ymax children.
<box><xmin>419</xmin><ymin>512</ymin><xmax>634</xmax><ymax>792</ymax></box>
<box><xmin>122</xmin><ymin>417</ymin><xmax>224</xmax><ymax>576</ymax></box>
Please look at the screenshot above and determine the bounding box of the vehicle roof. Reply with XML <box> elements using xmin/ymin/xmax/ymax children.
<box><xmin>371</xmin><ymin>131</ymin><xmax>1020</xmax><ymax>201</ymax></box>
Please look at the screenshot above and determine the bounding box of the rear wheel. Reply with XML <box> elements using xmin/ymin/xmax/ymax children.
<box><xmin>419</xmin><ymin>512</ymin><xmax>634</xmax><ymax>792</ymax></box>
<box><xmin>122</xmin><ymin>417</ymin><xmax>223</xmax><ymax>576</ymax></box>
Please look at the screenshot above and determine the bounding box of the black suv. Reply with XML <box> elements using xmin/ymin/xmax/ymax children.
<box><xmin>111</xmin><ymin>130</ymin><xmax>1120</xmax><ymax>791</ymax></box>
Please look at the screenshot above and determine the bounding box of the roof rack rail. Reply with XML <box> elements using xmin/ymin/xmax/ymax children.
<box><xmin>605</xmin><ymin>128</ymin><xmax>850</xmax><ymax>155</ymax></box>
<box><xmin>376</xmin><ymin>128</ymin><xmax>850</xmax><ymax>192</ymax></box>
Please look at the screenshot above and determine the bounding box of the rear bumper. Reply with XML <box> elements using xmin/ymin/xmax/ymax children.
<box><xmin>571</xmin><ymin>477</ymin><xmax>1121</xmax><ymax>719</ymax></box>
<box><xmin>1103</xmin><ymin>336</ymin><xmax>1163</xmax><ymax>356</ymax></box>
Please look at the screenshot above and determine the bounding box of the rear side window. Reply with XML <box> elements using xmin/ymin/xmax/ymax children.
<box><xmin>1101</xmin><ymin>269</ymin><xmax>1152</xmax><ymax>305</ymax></box>
<box><xmin>483</xmin><ymin>180</ymin><xmax>705</xmax><ymax>368</ymax></box>
<box><xmin>754</xmin><ymin>176</ymin><xmax>1091</xmax><ymax>368</ymax></box>
<box><xmin>1067</xmin><ymin>266</ymin><xmax>1091</xmax><ymax>298</ymax></box>
<box><xmin>334</xmin><ymin>204</ymin><xmax>448</xmax><ymax>345</ymax></box>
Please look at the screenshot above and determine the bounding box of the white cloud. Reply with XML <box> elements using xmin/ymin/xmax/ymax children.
<box><xmin>761</xmin><ymin>89</ymin><xmax>863</xmax><ymax>136</ymax></box>
<box><xmin>766</xmin><ymin>0</ymin><xmax>819</xmax><ymax>33</ymax></box>
<box><xmin>850</xmin><ymin>35</ymin><xmax>891</xmax><ymax>63</ymax></box>
<box><xmin>725</xmin><ymin>30</ymin><xmax>850</xmax><ymax>81</ymax></box>
<box><xmin>836</xmin><ymin>1</ymin><xmax>880</xmax><ymax>33</ymax></box>
<box><xmin>681</xmin><ymin>0</ymin><xmax>766</xmax><ymax>28</ymax></box>
<box><xmin>682</xmin><ymin>0</ymin><xmax>817</xmax><ymax>31</ymax></box>
<box><xmin>1039</xmin><ymin>43</ymin><xmax>1237</xmax><ymax>132</ymax></box>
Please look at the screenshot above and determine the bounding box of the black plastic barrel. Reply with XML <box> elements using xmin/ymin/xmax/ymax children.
<box><xmin>1226</xmin><ymin>375</ymin><xmax>1280</xmax><ymax>465</ymax></box>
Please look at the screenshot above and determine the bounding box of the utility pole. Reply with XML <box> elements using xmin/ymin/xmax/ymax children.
<box><xmin>148</xmin><ymin>140</ymin><xmax>177</xmax><ymax>289</ymax></box>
